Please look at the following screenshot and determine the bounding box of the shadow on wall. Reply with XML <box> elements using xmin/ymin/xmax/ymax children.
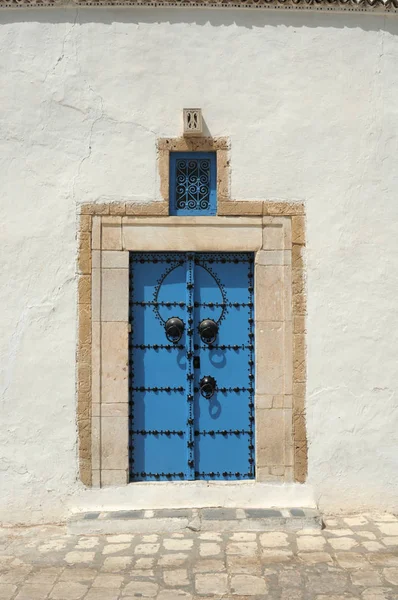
<box><xmin>0</xmin><ymin>5</ymin><xmax>397</xmax><ymax>34</ymax></box>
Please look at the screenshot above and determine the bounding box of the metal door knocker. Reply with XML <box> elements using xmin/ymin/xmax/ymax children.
<box><xmin>198</xmin><ymin>319</ymin><xmax>218</xmax><ymax>345</ymax></box>
<box><xmin>200</xmin><ymin>375</ymin><xmax>217</xmax><ymax>399</ymax></box>
<box><xmin>165</xmin><ymin>317</ymin><xmax>185</xmax><ymax>344</ymax></box>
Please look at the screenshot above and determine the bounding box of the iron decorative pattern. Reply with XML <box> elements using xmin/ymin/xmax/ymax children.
<box><xmin>169</xmin><ymin>152</ymin><xmax>217</xmax><ymax>216</ymax></box>
<box><xmin>2</xmin><ymin>0</ymin><xmax>395</xmax><ymax>10</ymax></box>
<box><xmin>129</xmin><ymin>251</ymin><xmax>255</xmax><ymax>482</ymax></box>
<box><xmin>176</xmin><ymin>158</ymin><xmax>209</xmax><ymax>210</ymax></box>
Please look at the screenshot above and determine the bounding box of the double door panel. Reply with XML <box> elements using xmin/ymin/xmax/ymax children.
<box><xmin>129</xmin><ymin>252</ymin><xmax>255</xmax><ymax>481</ymax></box>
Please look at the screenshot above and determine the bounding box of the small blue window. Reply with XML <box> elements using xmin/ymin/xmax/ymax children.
<box><xmin>169</xmin><ymin>152</ymin><xmax>217</xmax><ymax>216</ymax></box>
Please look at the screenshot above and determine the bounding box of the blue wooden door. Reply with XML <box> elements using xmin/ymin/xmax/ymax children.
<box><xmin>129</xmin><ymin>252</ymin><xmax>254</xmax><ymax>482</ymax></box>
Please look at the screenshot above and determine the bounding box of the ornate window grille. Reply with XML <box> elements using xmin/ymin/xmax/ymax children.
<box><xmin>169</xmin><ymin>152</ymin><xmax>217</xmax><ymax>216</ymax></box>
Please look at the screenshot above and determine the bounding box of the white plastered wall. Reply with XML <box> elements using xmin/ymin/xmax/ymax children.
<box><xmin>0</xmin><ymin>7</ymin><xmax>397</xmax><ymax>524</ymax></box>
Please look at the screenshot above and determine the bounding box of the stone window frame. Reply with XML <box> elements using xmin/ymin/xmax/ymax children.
<box><xmin>157</xmin><ymin>137</ymin><xmax>230</xmax><ymax>208</ymax></box>
<box><xmin>77</xmin><ymin>201</ymin><xmax>307</xmax><ymax>488</ymax></box>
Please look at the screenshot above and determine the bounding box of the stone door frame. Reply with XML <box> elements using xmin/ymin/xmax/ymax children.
<box><xmin>77</xmin><ymin>202</ymin><xmax>307</xmax><ymax>488</ymax></box>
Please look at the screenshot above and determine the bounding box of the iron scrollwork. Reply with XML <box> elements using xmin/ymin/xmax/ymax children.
<box><xmin>175</xmin><ymin>158</ymin><xmax>211</xmax><ymax>212</ymax></box>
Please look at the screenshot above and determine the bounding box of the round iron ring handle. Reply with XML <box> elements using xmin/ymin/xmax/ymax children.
<box><xmin>165</xmin><ymin>317</ymin><xmax>185</xmax><ymax>344</ymax></box>
<box><xmin>200</xmin><ymin>375</ymin><xmax>217</xmax><ymax>400</ymax></box>
<box><xmin>198</xmin><ymin>319</ymin><xmax>218</xmax><ymax>345</ymax></box>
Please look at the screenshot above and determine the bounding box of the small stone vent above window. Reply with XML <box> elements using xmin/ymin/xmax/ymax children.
<box><xmin>169</xmin><ymin>152</ymin><xmax>217</xmax><ymax>216</ymax></box>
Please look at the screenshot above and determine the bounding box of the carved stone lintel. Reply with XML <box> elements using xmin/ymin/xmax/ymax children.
<box><xmin>1</xmin><ymin>0</ymin><xmax>396</xmax><ymax>10</ymax></box>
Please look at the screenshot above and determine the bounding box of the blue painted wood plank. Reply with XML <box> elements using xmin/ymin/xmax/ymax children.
<box><xmin>129</xmin><ymin>251</ymin><xmax>255</xmax><ymax>482</ymax></box>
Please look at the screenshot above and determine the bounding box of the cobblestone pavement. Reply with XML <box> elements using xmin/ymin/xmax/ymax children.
<box><xmin>1</xmin><ymin>513</ymin><xmax>398</xmax><ymax>599</ymax></box>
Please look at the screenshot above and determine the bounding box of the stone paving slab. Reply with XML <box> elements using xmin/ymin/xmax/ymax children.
<box><xmin>68</xmin><ymin>507</ymin><xmax>321</xmax><ymax>535</ymax></box>
<box><xmin>0</xmin><ymin>512</ymin><xmax>397</xmax><ymax>599</ymax></box>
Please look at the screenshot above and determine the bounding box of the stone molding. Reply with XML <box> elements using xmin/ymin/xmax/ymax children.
<box><xmin>77</xmin><ymin>200</ymin><xmax>307</xmax><ymax>487</ymax></box>
<box><xmin>1</xmin><ymin>0</ymin><xmax>396</xmax><ymax>11</ymax></box>
<box><xmin>79</xmin><ymin>199</ymin><xmax>306</xmax><ymax>217</ymax></box>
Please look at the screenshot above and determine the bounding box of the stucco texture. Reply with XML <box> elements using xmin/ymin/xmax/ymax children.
<box><xmin>0</xmin><ymin>8</ymin><xmax>397</xmax><ymax>524</ymax></box>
